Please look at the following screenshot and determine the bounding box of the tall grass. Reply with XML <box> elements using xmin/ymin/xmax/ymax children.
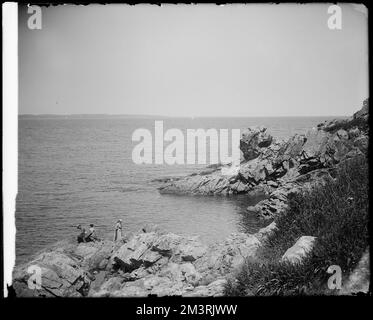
<box><xmin>225</xmin><ymin>155</ymin><xmax>369</xmax><ymax>295</ymax></box>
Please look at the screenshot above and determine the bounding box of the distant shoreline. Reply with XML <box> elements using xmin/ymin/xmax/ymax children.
<box><xmin>18</xmin><ymin>114</ymin><xmax>349</xmax><ymax>119</ymax></box>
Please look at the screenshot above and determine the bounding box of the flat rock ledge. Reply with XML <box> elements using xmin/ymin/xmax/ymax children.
<box><xmin>12</xmin><ymin>222</ymin><xmax>278</xmax><ymax>297</ymax></box>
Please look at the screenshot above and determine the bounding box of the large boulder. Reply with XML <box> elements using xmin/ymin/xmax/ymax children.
<box><xmin>280</xmin><ymin>236</ymin><xmax>316</xmax><ymax>264</ymax></box>
<box><xmin>75</xmin><ymin>241</ymin><xmax>116</xmax><ymax>271</ymax></box>
<box><xmin>111</xmin><ymin>232</ymin><xmax>161</xmax><ymax>271</ymax></box>
<box><xmin>239</xmin><ymin>156</ymin><xmax>277</xmax><ymax>185</ymax></box>
<box><xmin>301</xmin><ymin>129</ymin><xmax>330</xmax><ymax>160</ymax></box>
<box><xmin>240</xmin><ymin>127</ymin><xmax>273</xmax><ymax>161</ymax></box>
<box><xmin>275</xmin><ymin>134</ymin><xmax>306</xmax><ymax>164</ymax></box>
<box><xmin>151</xmin><ymin>233</ymin><xmax>183</xmax><ymax>257</ymax></box>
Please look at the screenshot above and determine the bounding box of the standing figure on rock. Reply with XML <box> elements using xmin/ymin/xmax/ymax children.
<box><xmin>114</xmin><ymin>219</ymin><xmax>122</xmax><ymax>242</ymax></box>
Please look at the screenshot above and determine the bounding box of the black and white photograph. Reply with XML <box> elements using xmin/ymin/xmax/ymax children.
<box><xmin>3</xmin><ymin>2</ymin><xmax>370</xmax><ymax>302</ymax></box>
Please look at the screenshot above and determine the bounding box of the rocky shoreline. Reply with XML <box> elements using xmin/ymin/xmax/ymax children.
<box><xmin>11</xmin><ymin>100</ymin><xmax>369</xmax><ymax>297</ymax></box>
<box><xmin>159</xmin><ymin>99</ymin><xmax>369</xmax><ymax>220</ymax></box>
<box><xmin>12</xmin><ymin>222</ymin><xmax>279</xmax><ymax>297</ymax></box>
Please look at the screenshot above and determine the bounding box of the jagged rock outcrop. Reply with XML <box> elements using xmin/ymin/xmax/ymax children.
<box><xmin>158</xmin><ymin>100</ymin><xmax>369</xmax><ymax>219</ymax></box>
<box><xmin>240</xmin><ymin>126</ymin><xmax>273</xmax><ymax>161</ymax></box>
<box><xmin>12</xmin><ymin>223</ymin><xmax>275</xmax><ymax>297</ymax></box>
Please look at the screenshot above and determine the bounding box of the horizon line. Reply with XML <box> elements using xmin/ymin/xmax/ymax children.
<box><xmin>18</xmin><ymin>113</ymin><xmax>350</xmax><ymax>118</ymax></box>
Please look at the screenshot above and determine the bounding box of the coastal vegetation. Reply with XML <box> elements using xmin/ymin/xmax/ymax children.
<box><xmin>225</xmin><ymin>155</ymin><xmax>369</xmax><ymax>295</ymax></box>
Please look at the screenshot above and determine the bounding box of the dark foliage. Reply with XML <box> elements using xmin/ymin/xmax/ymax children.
<box><xmin>225</xmin><ymin>156</ymin><xmax>369</xmax><ymax>296</ymax></box>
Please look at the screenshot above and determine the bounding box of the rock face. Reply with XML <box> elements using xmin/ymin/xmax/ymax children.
<box><xmin>240</xmin><ymin>126</ymin><xmax>273</xmax><ymax>161</ymax></box>
<box><xmin>12</xmin><ymin>223</ymin><xmax>274</xmax><ymax>297</ymax></box>
<box><xmin>158</xmin><ymin>100</ymin><xmax>369</xmax><ymax>219</ymax></box>
<box><xmin>280</xmin><ymin>236</ymin><xmax>316</xmax><ymax>264</ymax></box>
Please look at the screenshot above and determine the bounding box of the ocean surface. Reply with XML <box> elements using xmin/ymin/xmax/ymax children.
<box><xmin>16</xmin><ymin>116</ymin><xmax>339</xmax><ymax>264</ymax></box>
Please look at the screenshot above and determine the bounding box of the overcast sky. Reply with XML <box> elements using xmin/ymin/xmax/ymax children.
<box><xmin>19</xmin><ymin>4</ymin><xmax>368</xmax><ymax>117</ymax></box>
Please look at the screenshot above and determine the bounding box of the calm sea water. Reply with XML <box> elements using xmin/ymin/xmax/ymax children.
<box><xmin>16</xmin><ymin>116</ymin><xmax>337</xmax><ymax>264</ymax></box>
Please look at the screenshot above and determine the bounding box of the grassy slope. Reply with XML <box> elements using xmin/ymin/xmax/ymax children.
<box><xmin>225</xmin><ymin>155</ymin><xmax>369</xmax><ymax>296</ymax></box>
